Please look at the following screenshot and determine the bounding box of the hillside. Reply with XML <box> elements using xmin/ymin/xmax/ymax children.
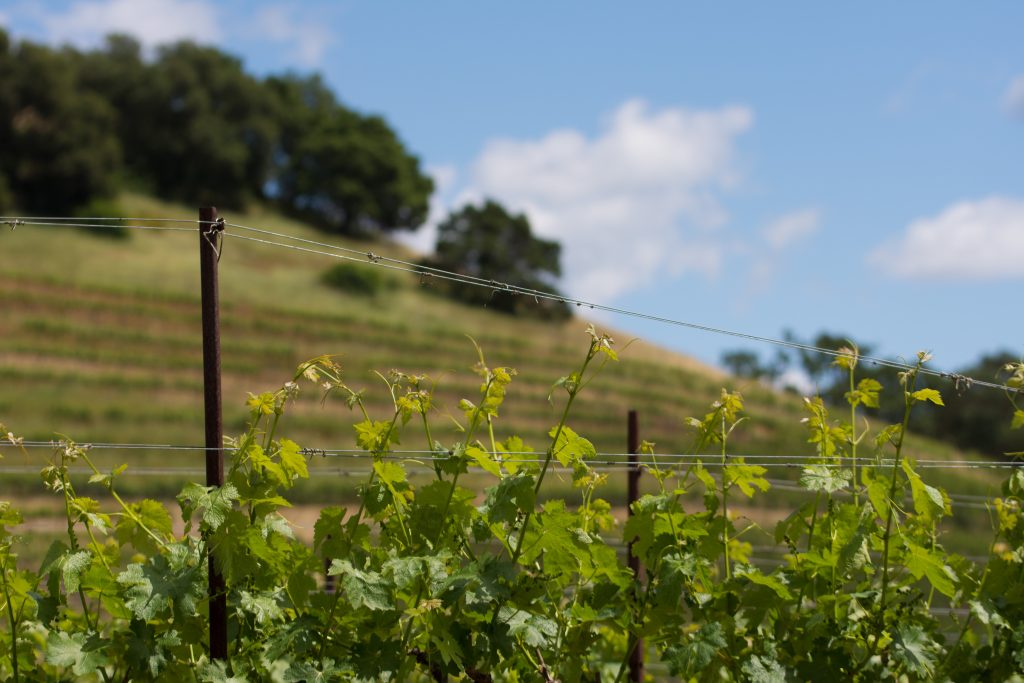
<box><xmin>0</xmin><ymin>194</ymin><xmax>1006</xmax><ymax>558</ymax></box>
<box><xmin>0</xmin><ymin>195</ymin><xmax>788</xmax><ymax>453</ymax></box>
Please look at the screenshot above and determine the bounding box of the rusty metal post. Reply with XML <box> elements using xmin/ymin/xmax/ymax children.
<box><xmin>199</xmin><ymin>206</ymin><xmax>227</xmax><ymax>661</ymax></box>
<box><xmin>626</xmin><ymin>409</ymin><xmax>643</xmax><ymax>683</ymax></box>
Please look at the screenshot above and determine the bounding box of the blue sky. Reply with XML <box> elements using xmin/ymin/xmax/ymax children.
<box><xmin>3</xmin><ymin>1</ymin><xmax>1022</xmax><ymax>375</ymax></box>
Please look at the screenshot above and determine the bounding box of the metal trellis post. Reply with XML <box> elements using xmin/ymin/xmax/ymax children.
<box><xmin>199</xmin><ymin>206</ymin><xmax>228</xmax><ymax>661</ymax></box>
<box><xmin>627</xmin><ymin>409</ymin><xmax>643</xmax><ymax>683</ymax></box>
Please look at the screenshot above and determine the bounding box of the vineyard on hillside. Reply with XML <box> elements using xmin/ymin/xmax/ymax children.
<box><xmin>0</xmin><ymin>334</ymin><xmax>1022</xmax><ymax>681</ymax></box>
<box><xmin>1</xmin><ymin>203</ymin><xmax>1022</xmax><ymax>681</ymax></box>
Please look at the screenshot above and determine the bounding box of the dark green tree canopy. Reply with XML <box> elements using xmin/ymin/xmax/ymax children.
<box><xmin>724</xmin><ymin>330</ymin><xmax>1022</xmax><ymax>457</ymax></box>
<box><xmin>0</xmin><ymin>30</ymin><xmax>433</xmax><ymax>235</ymax></box>
<box><xmin>81</xmin><ymin>39</ymin><xmax>279</xmax><ymax>208</ymax></box>
<box><xmin>266</xmin><ymin>75</ymin><xmax>434</xmax><ymax>236</ymax></box>
<box><xmin>912</xmin><ymin>350</ymin><xmax>1023</xmax><ymax>457</ymax></box>
<box><xmin>424</xmin><ymin>200</ymin><xmax>570</xmax><ymax>319</ymax></box>
<box><xmin>0</xmin><ymin>34</ymin><xmax>120</xmax><ymax>214</ymax></box>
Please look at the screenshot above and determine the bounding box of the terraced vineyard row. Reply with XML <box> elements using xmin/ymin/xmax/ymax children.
<box><xmin>0</xmin><ymin>270</ymin><xmax>807</xmax><ymax>476</ymax></box>
<box><xmin>0</xmin><ymin>197</ymin><xmax>1003</xmax><ymax>540</ymax></box>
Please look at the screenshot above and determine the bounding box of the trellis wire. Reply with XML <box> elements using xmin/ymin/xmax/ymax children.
<box><xmin>1</xmin><ymin>218</ymin><xmax>196</xmax><ymax>232</ymax></box>
<box><xmin>3</xmin><ymin>215</ymin><xmax>1017</xmax><ymax>394</ymax></box>
<box><xmin>11</xmin><ymin>440</ymin><xmax>1020</xmax><ymax>470</ymax></box>
<box><xmin>219</xmin><ymin>221</ymin><xmax>1019</xmax><ymax>394</ymax></box>
<box><xmin>0</xmin><ymin>216</ymin><xmax>195</xmax><ymax>223</ymax></box>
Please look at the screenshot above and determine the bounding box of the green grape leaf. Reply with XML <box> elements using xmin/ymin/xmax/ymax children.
<box><xmin>549</xmin><ymin>425</ymin><xmax>595</xmax><ymax>467</ymax></box>
<box><xmin>735</xmin><ymin>565</ymin><xmax>792</xmax><ymax>599</ymax></box>
<box><xmin>284</xmin><ymin>660</ymin><xmax>347</xmax><ymax>683</ymax></box>
<box><xmin>249</xmin><ymin>443</ymin><xmax>289</xmax><ymax>486</ymax></box>
<box><xmin>0</xmin><ymin>503</ymin><xmax>22</xmax><ymax>528</ymax></box>
<box><xmin>262</xmin><ymin>513</ymin><xmax>295</xmax><ymax>540</ymax></box>
<box><xmin>354</xmin><ymin>420</ymin><xmax>398</xmax><ymax>452</ymax></box>
<box><xmin>118</xmin><ymin>552</ymin><xmax>205</xmax><ymax>621</ymax></box>
<box><xmin>62</xmin><ymin>549</ymin><xmax>91</xmax><ymax>593</ymax></box>
<box><xmin>247</xmin><ymin>391</ymin><xmax>277</xmax><ymax>416</ymax></box>
<box><xmin>483</xmin><ymin>473</ymin><xmax>536</xmax><ymax>526</ymax></box>
<box><xmin>969</xmin><ymin>600</ymin><xmax>1006</xmax><ymax>627</ymax></box>
<box><xmin>382</xmin><ymin>555</ymin><xmax>423</xmax><ymax>591</ymax></box>
<box><xmin>466</xmin><ymin>445</ymin><xmax>502</xmax><ymax>477</ymax></box>
<box><xmin>800</xmin><ymin>465</ymin><xmax>851</xmax><ymax>493</ymax></box>
<box><xmin>911</xmin><ymin>388</ymin><xmax>944</xmax><ymax>406</ymax></box>
<box><xmin>498</xmin><ymin>435</ymin><xmax>533</xmax><ymax>474</ymax></box>
<box><xmin>314</xmin><ymin>506</ymin><xmax>346</xmax><ymax>556</ymax></box>
<box><xmin>904</xmin><ymin>540</ymin><xmax>957</xmax><ymax>597</ymax></box>
<box><xmin>328</xmin><ymin>560</ymin><xmax>391</xmax><ymax>611</ymax></box>
<box><xmin>901</xmin><ymin>460</ymin><xmax>946</xmax><ymax>523</ymax></box>
<box><xmin>432</xmin><ymin>629</ymin><xmax>465</xmax><ymax>667</ymax></box>
<box><xmin>847</xmin><ymin>378</ymin><xmax>882</xmax><ymax>408</ymax></box>
<box><xmin>725</xmin><ymin>461</ymin><xmax>769</xmax><ymax>498</ymax></box>
<box><xmin>279</xmin><ymin>438</ymin><xmax>309</xmax><ymax>481</ymax></box>
<box><xmin>862</xmin><ymin>468</ymin><xmax>892</xmax><ymax>519</ymax></box>
<box><xmin>664</xmin><ymin>622</ymin><xmax>726</xmax><ymax>676</ymax></box>
<box><xmin>775</xmin><ymin>500</ymin><xmax>816</xmax><ymax>546</ymax></box>
<box><xmin>116</xmin><ymin>499</ymin><xmax>172</xmax><ymax>554</ymax></box>
<box><xmin>240</xmin><ymin>590</ymin><xmax>284</xmax><ymax>624</ymax></box>
<box><xmin>373</xmin><ymin>460</ymin><xmax>406</xmax><ymax>488</ymax></box>
<box><xmin>200</xmin><ymin>660</ymin><xmax>249</xmax><ymax>683</ymax></box>
<box><xmin>178</xmin><ymin>482</ymin><xmax>239</xmax><ymax>532</ymax></box>
<box><xmin>694</xmin><ymin>464</ymin><xmax>717</xmax><ymax>494</ymax></box>
<box><xmin>71</xmin><ymin>496</ymin><xmax>111</xmax><ymax>534</ymax></box>
<box><xmin>891</xmin><ymin>623</ymin><xmax>937</xmax><ymax>677</ymax></box>
<box><xmin>500</xmin><ymin>607</ymin><xmax>558</xmax><ymax>648</ymax></box>
<box><xmin>742</xmin><ymin>655</ymin><xmax>787</xmax><ymax>683</ymax></box>
<box><xmin>46</xmin><ymin>631</ymin><xmax>109</xmax><ymax>676</ymax></box>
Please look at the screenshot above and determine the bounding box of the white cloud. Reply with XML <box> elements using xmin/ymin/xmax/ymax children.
<box><xmin>40</xmin><ymin>0</ymin><xmax>219</xmax><ymax>50</ymax></box>
<box><xmin>1004</xmin><ymin>75</ymin><xmax>1024</xmax><ymax>120</ymax></box>
<box><xmin>870</xmin><ymin>196</ymin><xmax>1024</xmax><ymax>279</ymax></box>
<box><xmin>249</xmin><ymin>5</ymin><xmax>332</xmax><ymax>67</ymax></box>
<box><xmin>762</xmin><ymin>208</ymin><xmax>821</xmax><ymax>250</ymax></box>
<box><xmin>777</xmin><ymin>367</ymin><xmax>816</xmax><ymax>396</ymax></box>
<box><xmin>734</xmin><ymin>208</ymin><xmax>821</xmax><ymax>308</ymax></box>
<box><xmin>455</xmin><ymin>99</ymin><xmax>753</xmax><ymax>300</ymax></box>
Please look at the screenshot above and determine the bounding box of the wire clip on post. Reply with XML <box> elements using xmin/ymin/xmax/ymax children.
<box><xmin>200</xmin><ymin>215</ymin><xmax>226</xmax><ymax>262</ymax></box>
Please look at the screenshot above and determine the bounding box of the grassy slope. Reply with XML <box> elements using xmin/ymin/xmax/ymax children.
<box><xmin>0</xmin><ymin>193</ymin><xmax>1006</xmax><ymax>555</ymax></box>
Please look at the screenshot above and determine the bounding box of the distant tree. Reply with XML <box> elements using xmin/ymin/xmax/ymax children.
<box><xmin>912</xmin><ymin>351</ymin><xmax>1023</xmax><ymax>457</ymax></box>
<box><xmin>423</xmin><ymin>200</ymin><xmax>571</xmax><ymax>319</ymax></box>
<box><xmin>0</xmin><ymin>31</ymin><xmax>12</xmax><ymax>213</ymax></box>
<box><xmin>266</xmin><ymin>74</ymin><xmax>434</xmax><ymax>236</ymax></box>
<box><xmin>83</xmin><ymin>40</ymin><xmax>278</xmax><ymax>207</ymax></box>
<box><xmin>0</xmin><ymin>32</ymin><xmax>433</xmax><ymax>234</ymax></box>
<box><xmin>1</xmin><ymin>38</ymin><xmax>121</xmax><ymax>214</ymax></box>
<box><xmin>0</xmin><ymin>174</ymin><xmax>11</xmax><ymax>213</ymax></box>
<box><xmin>783</xmin><ymin>330</ymin><xmax>872</xmax><ymax>387</ymax></box>
<box><xmin>720</xmin><ymin>347</ymin><xmax>795</xmax><ymax>384</ymax></box>
<box><xmin>721</xmin><ymin>350</ymin><xmax>768</xmax><ymax>379</ymax></box>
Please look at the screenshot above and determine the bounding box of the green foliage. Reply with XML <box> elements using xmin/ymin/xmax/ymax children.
<box><xmin>422</xmin><ymin>199</ymin><xmax>571</xmax><ymax>319</ymax></box>
<box><xmin>0</xmin><ymin>34</ymin><xmax>120</xmax><ymax>215</ymax></box>
<box><xmin>914</xmin><ymin>351</ymin><xmax>1024</xmax><ymax>456</ymax></box>
<box><xmin>319</xmin><ymin>262</ymin><xmax>394</xmax><ymax>297</ymax></box>
<box><xmin>727</xmin><ymin>331</ymin><xmax>1023</xmax><ymax>457</ymax></box>
<box><xmin>0</xmin><ymin>332</ymin><xmax>1021</xmax><ymax>681</ymax></box>
<box><xmin>720</xmin><ymin>349</ymin><xmax>769</xmax><ymax>379</ymax></box>
<box><xmin>267</xmin><ymin>75</ymin><xmax>434</xmax><ymax>236</ymax></box>
<box><xmin>0</xmin><ymin>30</ymin><xmax>433</xmax><ymax>235</ymax></box>
<box><xmin>74</xmin><ymin>196</ymin><xmax>129</xmax><ymax>239</ymax></box>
